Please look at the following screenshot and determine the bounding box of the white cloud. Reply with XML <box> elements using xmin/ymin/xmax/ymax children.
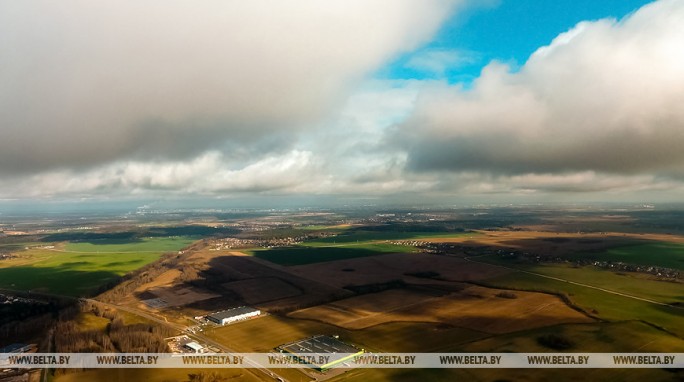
<box><xmin>4</xmin><ymin>0</ymin><xmax>684</xmax><ymax>201</ymax></box>
<box><xmin>399</xmin><ymin>0</ymin><xmax>684</xmax><ymax>181</ymax></box>
<box><xmin>0</xmin><ymin>0</ymin><xmax>459</xmax><ymax>173</ymax></box>
<box><xmin>0</xmin><ymin>80</ymin><xmax>438</xmax><ymax>199</ymax></box>
<box><xmin>6</xmin><ymin>150</ymin><xmax>319</xmax><ymax>198</ymax></box>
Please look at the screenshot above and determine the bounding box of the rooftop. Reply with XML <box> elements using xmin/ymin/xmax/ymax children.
<box><xmin>279</xmin><ymin>335</ymin><xmax>359</xmax><ymax>355</ymax></box>
<box><xmin>185</xmin><ymin>341</ymin><xmax>203</xmax><ymax>351</ymax></box>
<box><xmin>206</xmin><ymin>306</ymin><xmax>260</xmax><ymax>321</ymax></box>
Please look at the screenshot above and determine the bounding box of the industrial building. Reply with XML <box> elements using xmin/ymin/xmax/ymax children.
<box><xmin>205</xmin><ymin>306</ymin><xmax>261</xmax><ymax>325</ymax></box>
<box><xmin>277</xmin><ymin>335</ymin><xmax>364</xmax><ymax>371</ymax></box>
<box><xmin>183</xmin><ymin>341</ymin><xmax>204</xmax><ymax>353</ymax></box>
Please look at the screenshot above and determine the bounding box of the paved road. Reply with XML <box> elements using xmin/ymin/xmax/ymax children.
<box><xmin>2</xmin><ymin>284</ymin><xmax>288</xmax><ymax>379</ymax></box>
<box><xmin>87</xmin><ymin>299</ymin><xmax>287</xmax><ymax>381</ymax></box>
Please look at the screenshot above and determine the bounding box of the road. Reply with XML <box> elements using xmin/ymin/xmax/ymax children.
<box><xmin>40</xmin><ymin>328</ymin><xmax>54</xmax><ymax>382</ymax></box>
<box><xmin>463</xmin><ymin>255</ymin><xmax>683</xmax><ymax>309</ymax></box>
<box><xmin>2</xmin><ymin>285</ymin><xmax>289</xmax><ymax>379</ymax></box>
<box><xmin>87</xmin><ymin>299</ymin><xmax>288</xmax><ymax>381</ymax></box>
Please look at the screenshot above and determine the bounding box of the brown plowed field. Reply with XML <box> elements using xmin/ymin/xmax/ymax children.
<box><xmin>289</xmin><ymin>286</ymin><xmax>593</xmax><ymax>334</ymax></box>
<box><xmin>289</xmin><ymin>252</ymin><xmax>510</xmax><ymax>288</ymax></box>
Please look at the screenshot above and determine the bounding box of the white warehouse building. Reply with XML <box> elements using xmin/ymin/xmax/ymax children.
<box><xmin>206</xmin><ymin>306</ymin><xmax>261</xmax><ymax>325</ymax></box>
<box><xmin>184</xmin><ymin>341</ymin><xmax>204</xmax><ymax>353</ymax></box>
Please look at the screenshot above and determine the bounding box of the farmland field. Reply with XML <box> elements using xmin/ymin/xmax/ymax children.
<box><xmin>482</xmin><ymin>269</ymin><xmax>684</xmax><ymax>337</ymax></box>
<box><xmin>221</xmin><ymin>277</ymin><xmax>303</xmax><ymax>304</ymax></box>
<box><xmin>205</xmin><ymin>313</ymin><xmax>488</xmax><ymax>354</ymax></box>
<box><xmin>204</xmin><ymin>315</ymin><xmax>346</xmax><ymax>353</ymax></box>
<box><xmin>245</xmin><ymin>230</ymin><xmax>477</xmax><ymax>266</ymax></box>
<box><xmin>475</xmin><ymin>256</ymin><xmax>684</xmax><ymax>304</ymax></box>
<box><xmin>344</xmin><ymin>322</ymin><xmax>488</xmax><ymax>352</ymax></box>
<box><xmin>248</xmin><ymin>243</ymin><xmax>417</xmax><ymax>266</ymax></box>
<box><xmin>64</xmin><ymin>236</ymin><xmax>196</xmax><ymax>253</ymax></box>
<box><xmin>332</xmin><ymin>321</ymin><xmax>684</xmax><ymax>382</ymax></box>
<box><xmin>289</xmin><ymin>252</ymin><xmax>510</xmax><ymax>288</ymax></box>
<box><xmin>570</xmin><ymin>241</ymin><xmax>684</xmax><ymax>270</ymax></box>
<box><xmin>453</xmin><ymin>321</ymin><xmax>684</xmax><ymax>382</ymax></box>
<box><xmin>0</xmin><ymin>237</ymin><xmax>196</xmax><ymax>296</ymax></box>
<box><xmin>301</xmin><ymin>230</ymin><xmax>475</xmax><ymax>245</ymax></box>
<box><xmin>289</xmin><ymin>286</ymin><xmax>593</xmax><ymax>332</ymax></box>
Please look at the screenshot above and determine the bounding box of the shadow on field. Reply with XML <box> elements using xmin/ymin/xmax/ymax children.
<box><xmin>252</xmin><ymin>247</ymin><xmax>389</xmax><ymax>266</ymax></box>
<box><xmin>40</xmin><ymin>225</ymin><xmax>239</xmax><ymax>244</ymax></box>
<box><xmin>0</xmin><ymin>265</ymin><xmax>122</xmax><ymax>297</ymax></box>
<box><xmin>41</xmin><ymin>231</ymin><xmax>142</xmax><ymax>243</ymax></box>
<box><xmin>160</xmin><ymin>255</ymin><xmax>352</xmax><ymax>313</ymax></box>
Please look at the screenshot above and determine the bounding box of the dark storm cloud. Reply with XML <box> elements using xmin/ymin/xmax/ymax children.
<box><xmin>405</xmin><ymin>123</ymin><xmax>684</xmax><ymax>175</ymax></box>
<box><xmin>0</xmin><ymin>0</ymin><xmax>457</xmax><ymax>174</ymax></box>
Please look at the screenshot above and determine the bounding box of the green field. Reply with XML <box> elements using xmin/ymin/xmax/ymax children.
<box><xmin>477</xmin><ymin>256</ymin><xmax>684</xmax><ymax>304</ymax></box>
<box><xmin>63</xmin><ymin>236</ymin><xmax>195</xmax><ymax>253</ymax></box>
<box><xmin>528</xmin><ymin>264</ymin><xmax>684</xmax><ymax>303</ymax></box>
<box><xmin>0</xmin><ymin>237</ymin><xmax>196</xmax><ymax>296</ymax></box>
<box><xmin>571</xmin><ymin>242</ymin><xmax>684</xmax><ymax>270</ymax></box>
<box><xmin>299</xmin><ymin>224</ymin><xmax>352</xmax><ymax>231</ymax></box>
<box><xmin>480</xmin><ymin>268</ymin><xmax>684</xmax><ymax>337</ymax></box>
<box><xmin>249</xmin><ymin>243</ymin><xmax>417</xmax><ymax>266</ymax></box>
<box><xmin>303</xmin><ymin>230</ymin><xmax>475</xmax><ymax>245</ymax></box>
<box><xmin>469</xmin><ymin>254</ymin><xmax>684</xmax><ymax>337</ymax></box>
<box><xmin>247</xmin><ymin>230</ymin><xmax>475</xmax><ymax>266</ymax></box>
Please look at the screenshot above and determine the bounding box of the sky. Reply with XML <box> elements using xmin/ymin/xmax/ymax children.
<box><xmin>1</xmin><ymin>0</ymin><xmax>683</xmax><ymax>206</ymax></box>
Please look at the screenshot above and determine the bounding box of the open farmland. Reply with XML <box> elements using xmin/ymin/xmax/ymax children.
<box><xmin>450</xmin><ymin>321</ymin><xmax>684</xmax><ymax>382</ymax></box>
<box><xmin>473</xmin><ymin>255</ymin><xmax>684</xmax><ymax>304</ymax></box>
<box><xmin>535</xmin><ymin>262</ymin><xmax>681</xmax><ymax>303</ymax></box>
<box><xmin>482</xmin><ymin>269</ymin><xmax>684</xmax><ymax>337</ymax></box>
<box><xmin>342</xmin><ymin>322</ymin><xmax>487</xmax><ymax>352</ymax></box>
<box><xmin>205</xmin><ymin>314</ymin><xmax>345</xmax><ymax>353</ymax></box>
<box><xmin>416</xmin><ymin>229</ymin><xmax>684</xmax><ymax>257</ymax></box>
<box><xmin>205</xmin><ymin>313</ymin><xmax>487</xmax><ymax>354</ymax></box>
<box><xmin>0</xmin><ymin>237</ymin><xmax>196</xmax><ymax>296</ymax></box>
<box><xmin>289</xmin><ymin>285</ymin><xmax>593</xmax><ymax>333</ymax></box>
<box><xmin>289</xmin><ymin>252</ymin><xmax>510</xmax><ymax>288</ymax></box>
<box><xmin>158</xmin><ymin>253</ymin><xmax>352</xmax><ymax>314</ymax></box>
<box><xmin>141</xmin><ymin>285</ymin><xmax>220</xmax><ymax>308</ymax></box>
<box><xmin>221</xmin><ymin>277</ymin><xmax>303</xmax><ymax>304</ymax></box>
<box><xmin>334</xmin><ymin>322</ymin><xmax>684</xmax><ymax>382</ymax></box>
<box><xmin>248</xmin><ymin>243</ymin><xmax>417</xmax><ymax>266</ymax></box>
<box><xmin>245</xmin><ymin>230</ymin><xmax>474</xmax><ymax>266</ymax></box>
<box><xmin>300</xmin><ymin>230</ymin><xmax>475</xmax><ymax>245</ymax></box>
<box><xmin>64</xmin><ymin>236</ymin><xmax>196</xmax><ymax>253</ymax></box>
<box><xmin>465</xmin><ymin>320</ymin><xmax>684</xmax><ymax>353</ymax></box>
<box><xmin>571</xmin><ymin>241</ymin><xmax>684</xmax><ymax>270</ymax></box>
<box><xmin>6</xmin><ymin>208</ymin><xmax>684</xmax><ymax>382</ymax></box>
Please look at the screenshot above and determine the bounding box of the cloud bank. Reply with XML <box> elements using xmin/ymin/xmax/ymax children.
<box><xmin>399</xmin><ymin>0</ymin><xmax>684</xmax><ymax>180</ymax></box>
<box><xmin>0</xmin><ymin>0</ymin><xmax>456</xmax><ymax>173</ymax></box>
<box><xmin>2</xmin><ymin>0</ymin><xmax>684</xmax><ymax>201</ymax></box>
